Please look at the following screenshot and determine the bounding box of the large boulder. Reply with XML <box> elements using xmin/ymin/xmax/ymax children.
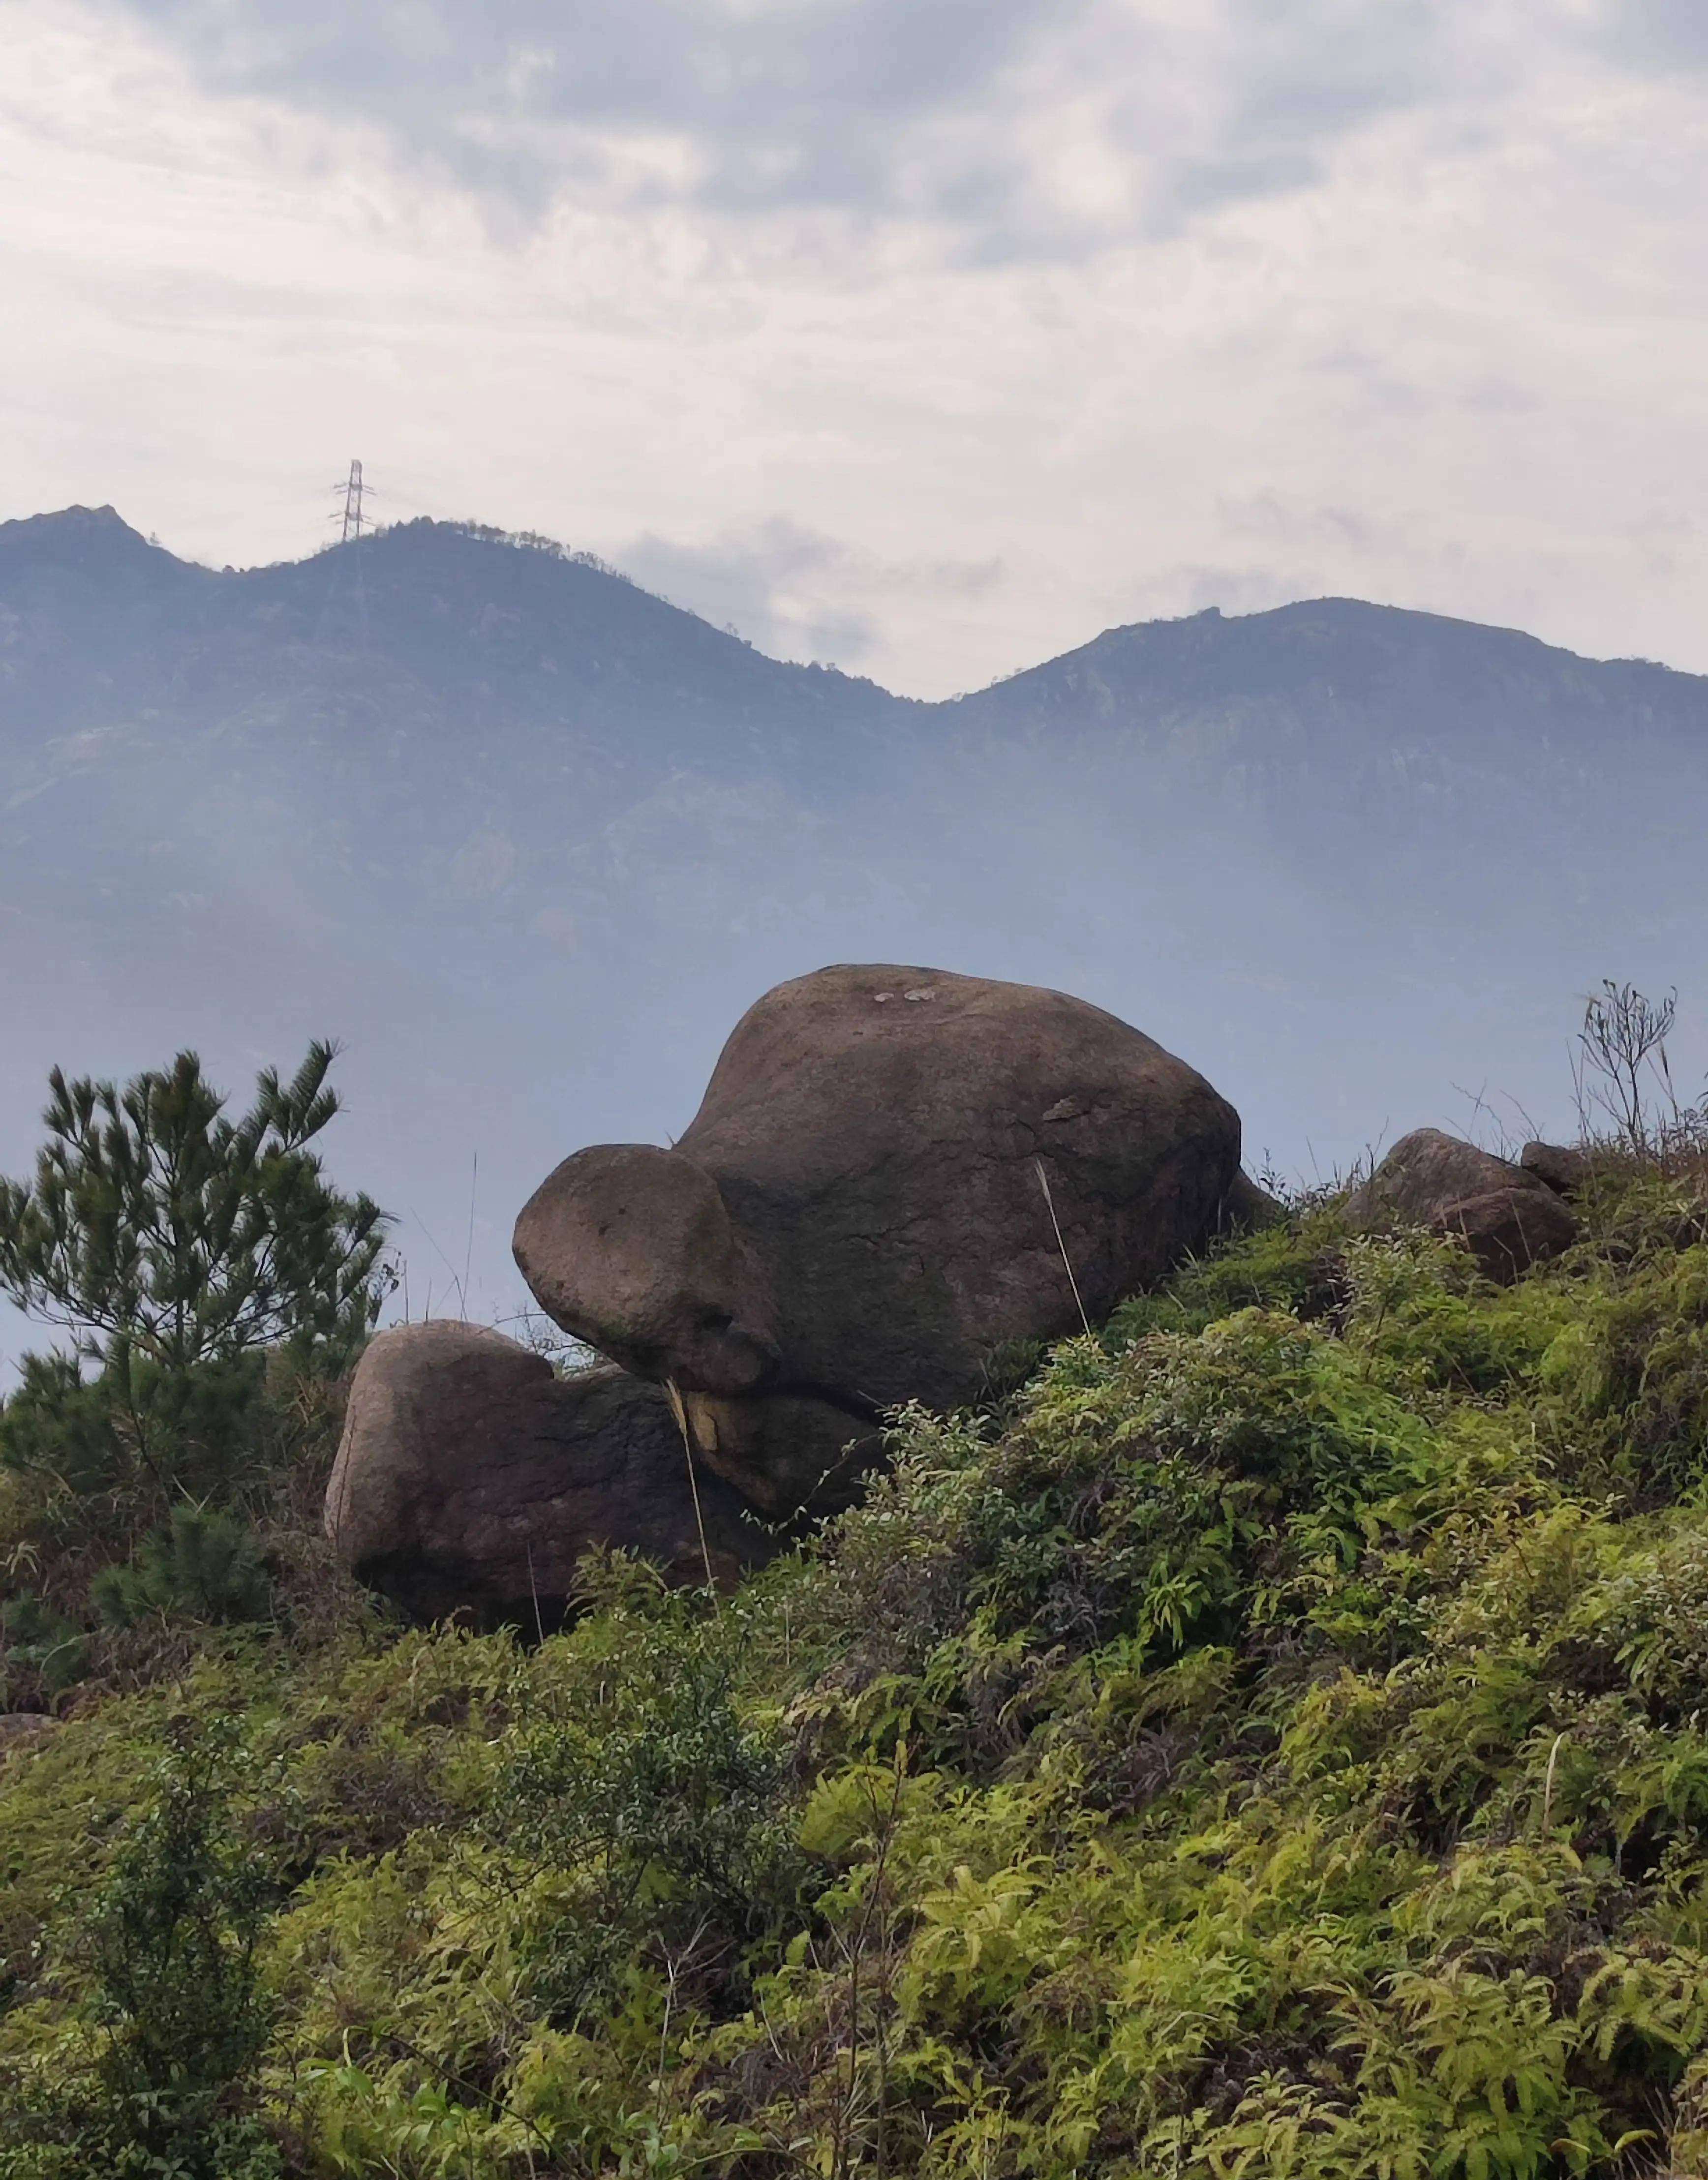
<box><xmin>324</xmin><ymin>1322</ymin><xmax>776</xmax><ymax>1627</ymax></box>
<box><xmin>515</xmin><ymin>964</ymin><xmax>1245</xmax><ymax>1508</ymax></box>
<box><xmin>1345</xmin><ymin>1128</ymin><xmax>1577</xmax><ymax>1282</ymax></box>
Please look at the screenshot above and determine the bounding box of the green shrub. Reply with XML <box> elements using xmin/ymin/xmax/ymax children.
<box><xmin>0</xmin><ymin>1595</ymin><xmax>89</xmax><ymax>1704</ymax></box>
<box><xmin>1</xmin><ymin>1352</ymin><xmax>272</xmax><ymax>1542</ymax></box>
<box><xmin>1541</xmin><ymin>1244</ymin><xmax>1708</xmax><ymax>1500</ymax></box>
<box><xmin>90</xmin><ymin>1507</ymin><xmax>271</xmax><ymax>1631</ymax></box>
<box><xmin>821</xmin><ymin>1283</ymin><xmax>1494</xmax><ymax>1770</ymax></box>
<box><xmin>1105</xmin><ymin>1205</ymin><xmax>1355</xmax><ymax>1342</ymax></box>
<box><xmin>0</xmin><ymin>1721</ymin><xmax>280</xmax><ymax>2180</ymax></box>
<box><xmin>488</xmin><ymin>1574</ymin><xmax>811</xmax><ymax>2023</ymax></box>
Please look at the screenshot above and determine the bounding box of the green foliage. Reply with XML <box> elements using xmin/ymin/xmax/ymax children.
<box><xmin>488</xmin><ymin>1570</ymin><xmax>811</xmax><ymax>2020</ymax></box>
<box><xmin>90</xmin><ymin>1507</ymin><xmax>270</xmax><ymax>1631</ymax></box>
<box><xmin>1540</xmin><ymin>1243</ymin><xmax>1708</xmax><ymax>1498</ymax></box>
<box><xmin>1105</xmin><ymin>1202</ymin><xmax>1354</xmax><ymax>1340</ymax></box>
<box><xmin>0</xmin><ymin>1043</ymin><xmax>389</xmax><ymax>1376</ymax></box>
<box><xmin>0</xmin><ymin>1595</ymin><xmax>89</xmax><ymax>1702</ymax></box>
<box><xmin>0</xmin><ymin>1347</ymin><xmax>271</xmax><ymax>1518</ymax></box>
<box><xmin>0</xmin><ymin>1721</ymin><xmax>280</xmax><ymax>2179</ymax></box>
<box><xmin>0</xmin><ymin>1341</ymin><xmax>349</xmax><ymax>1701</ymax></box>
<box><xmin>9</xmin><ymin>1158</ymin><xmax>1708</xmax><ymax>2175</ymax></box>
<box><xmin>0</xmin><ymin>1045</ymin><xmax>386</xmax><ymax>1689</ymax></box>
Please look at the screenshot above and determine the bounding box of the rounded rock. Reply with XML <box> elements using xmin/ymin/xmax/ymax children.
<box><xmin>325</xmin><ymin>1321</ymin><xmax>774</xmax><ymax>1627</ymax></box>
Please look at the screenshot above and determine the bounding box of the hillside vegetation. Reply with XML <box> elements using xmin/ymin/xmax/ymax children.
<box><xmin>9</xmin><ymin>1129</ymin><xmax>1708</xmax><ymax>2174</ymax></box>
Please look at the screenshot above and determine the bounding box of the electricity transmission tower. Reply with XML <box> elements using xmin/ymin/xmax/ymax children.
<box><xmin>334</xmin><ymin>459</ymin><xmax>374</xmax><ymax>541</ymax></box>
<box><xmin>322</xmin><ymin>459</ymin><xmax>375</xmax><ymax>649</ymax></box>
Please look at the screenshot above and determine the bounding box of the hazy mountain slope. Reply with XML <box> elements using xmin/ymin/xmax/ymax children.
<box><xmin>938</xmin><ymin>596</ymin><xmax>1708</xmax><ymax>1081</ymax></box>
<box><xmin>948</xmin><ymin>596</ymin><xmax>1708</xmax><ymax>864</ymax></box>
<box><xmin>3</xmin><ymin>508</ymin><xmax>1706</xmax><ymax>1362</ymax></box>
<box><xmin>0</xmin><ymin>508</ymin><xmax>908</xmax><ymax>957</ymax></box>
<box><xmin>953</xmin><ymin>595</ymin><xmax>1699</xmax><ymax>758</ymax></box>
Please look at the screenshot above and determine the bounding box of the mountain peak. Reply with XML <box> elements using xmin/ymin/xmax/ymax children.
<box><xmin>4</xmin><ymin>502</ymin><xmax>134</xmax><ymax>536</ymax></box>
<box><xmin>0</xmin><ymin>503</ymin><xmax>166</xmax><ymax>568</ymax></box>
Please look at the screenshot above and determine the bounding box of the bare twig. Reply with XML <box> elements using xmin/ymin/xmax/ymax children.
<box><xmin>461</xmin><ymin>1151</ymin><xmax>478</xmax><ymax>1321</ymax></box>
<box><xmin>1578</xmin><ymin>981</ymin><xmax>1678</xmax><ymax>1154</ymax></box>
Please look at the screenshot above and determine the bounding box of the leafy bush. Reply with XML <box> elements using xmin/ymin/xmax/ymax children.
<box><xmin>0</xmin><ymin>1721</ymin><xmax>280</xmax><ymax>2179</ymax></box>
<box><xmin>0</xmin><ymin>1349</ymin><xmax>272</xmax><ymax>1540</ymax></box>
<box><xmin>0</xmin><ymin>1595</ymin><xmax>89</xmax><ymax>1704</ymax></box>
<box><xmin>1540</xmin><ymin>1243</ymin><xmax>1708</xmax><ymax>1500</ymax></box>
<box><xmin>488</xmin><ymin>1568</ymin><xmax>811</xmax><ymax>2022</ymax></box>
<box><xmin>1104</xmin><ymin>1202</ymin><xmax>1355</xmax><ymax>1341</ymax></box>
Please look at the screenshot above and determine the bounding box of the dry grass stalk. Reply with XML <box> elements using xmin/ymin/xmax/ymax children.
<box><xmin>665</xmin><ymin>1378</ymin><xmax>720</xmax><ymax>1604</ymax></box>
<box><xmin>1035</xmin><ymin>1158</ymin><xmax>1092</xmax><ymax>1337</ymax></box>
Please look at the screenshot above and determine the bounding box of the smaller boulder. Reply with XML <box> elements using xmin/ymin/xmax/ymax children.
<box><xmin>1220</xmin><ymin>1169</ymin><xmax>1287</xmax><ymax>1234</ymax></box>
<box><xmin>1345</xmin><ymin>1128</ymin><xmax>1576</xmax><ymax>1282</ymax></box>
<box><xmin>1521</xmin><ymin>1141</ymin><xmax>1594</xmax><ymax>1198</ymax></box>
<box><xmin>325</xmin><ymin>1322</ymin><xmax>776</xmax><ymax>1628</ymax></box>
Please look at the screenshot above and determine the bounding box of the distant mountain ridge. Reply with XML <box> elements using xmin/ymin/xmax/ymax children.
<box><xmin>951</xmin><ymin>594</ymin><xmax>1708</xmax><ymax>845</ymax></box>
<box><xmin>0</xmin><ymin>505</ymin><xmax>900</xmax><ymax>758</ymax></box>
<box><xmin>9</xmin><ymin>503</ymin><xmax>1703</xmax><ymax>853</ymax></box>
<box><xmin>7</xmin><ymin>502</ymin><xmax>1701</xmax><ymax>724</ymax></box>
<box><xmin>3</xmin><ymin>504</ymin><xmax>1706</xmax><ymax>1357</ymax></box>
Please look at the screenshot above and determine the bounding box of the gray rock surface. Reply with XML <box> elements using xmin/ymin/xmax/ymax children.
<box><xmin>1521</xmin><ymin>1141</ymin><xmax>1595</xmax><ymax>1197</ymax></box>
<box><xmin>516</xmin><ymin>964</ymin><xmax>1245</xmax><ymax>1507</ymax></box>
<box><xmin>1346</xmin><ymin>1128</ymin><xmax>1577</xmax><ymax>1282</ymax></box>
<box><xmin>324</xmin><ymin>1321</ymin><xmax>775</xmax><ymax>1627</ymax></box>
<box><xmin>1220</xmin><ymin>1168</ymin><xmax>1287</xmax><ymax>1233</ymax></box>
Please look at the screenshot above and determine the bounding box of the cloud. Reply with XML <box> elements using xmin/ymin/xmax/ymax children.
<box><xmin>96</xmin><ymin>0</ymin><xmax>1680</xmax><ymax>255</ymax></box>
<box><xmin>111</xmin><ymin>0</ymin><xmax>1060</xmax><ymax>228</ymax></box>
<box><xmin>621</xmin><ymin>517</ymin><xmax>1002</xmax><ymax>670</ymax></box>
<box><xmin>8</xmin><ymin>0</ymin><xmax>1707</xmax><ymax>695</ymax></box>
<box><xmin>1601</xmin><ymin>0</ymin><xmax>1708</xmax><ymax>67</ymax></box>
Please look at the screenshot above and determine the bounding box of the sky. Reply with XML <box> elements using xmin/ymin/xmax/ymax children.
<box><xmin>1</xmin><ymin>0</ymin><xmax>1705</xmax><ymax>696</ymax></box>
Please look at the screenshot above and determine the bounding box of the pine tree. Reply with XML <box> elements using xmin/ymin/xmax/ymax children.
<box><xmin>0</xmin><ymin>1041</ymin><xmax>388</xmax><ymax>1374</ymax></box>
<box><xmin>0</xmin><ymin>1044</ymin><xmax>392</xmax><ymax>1567</ymax></box>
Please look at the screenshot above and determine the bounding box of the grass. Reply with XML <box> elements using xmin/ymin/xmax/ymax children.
<box><xmin>7</xmin><ymin>1142</ymin><xmax>1708</xmax><ymax>2174</ymax></box>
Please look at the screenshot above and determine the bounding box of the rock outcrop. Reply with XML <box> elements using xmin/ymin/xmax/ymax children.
<box><xmin>329</xmin><ymin>964</ymin><xmax>1253</xmax><ymax>1622</ymax></box>
<box><xmin>324</xmin><ymin>1322</ymin><xmax>775</xmax><ymax>1627</ymax></box>
<box><xmin>1346</xmin><ymin>1128</ymin><xmax>1577</xmax><ymax>1282</ymax></box>
<box><xmin>515</xmin><ymin>964</ymin><xmax>1246</xmax><ymax>1511</ymax></box>
<box><xmin>1521</xmin><ymin>1140</ymin><xmax>1594</xmax><ymax>1197</ymax></box>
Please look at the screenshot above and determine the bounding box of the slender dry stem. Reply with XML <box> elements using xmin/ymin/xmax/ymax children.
<box><xmin>665</xmin><ymin>1379</ymin><xmax>720</xmax><ymax>1604</ymax></box>
<box><xmin>525</xmin><ymin>1541</ymin><xmax>546</xmax><ymax>1646</ymax></box>
<box><xmin>1035</xmin><ymin>1158</ymin><xmax>1091</xmax><ymax>1336</ymax></box>
<box><xmin>1543</xmin><ymin>1730</ymin><xmax>1566</xmax><ymax>1832</ymax></box>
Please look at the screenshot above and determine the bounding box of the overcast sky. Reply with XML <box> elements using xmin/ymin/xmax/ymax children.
<box><xmin>2</xmin><ymin>0</ymin><xmax>1705</xmax><ymax>696</ymax></box>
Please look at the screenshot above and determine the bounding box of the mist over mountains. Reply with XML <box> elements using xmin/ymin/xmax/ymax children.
<box><xmin>4</xmin><ymin>503</ymin><xmax>1706</xmax><ymax>1362</ymax></box>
